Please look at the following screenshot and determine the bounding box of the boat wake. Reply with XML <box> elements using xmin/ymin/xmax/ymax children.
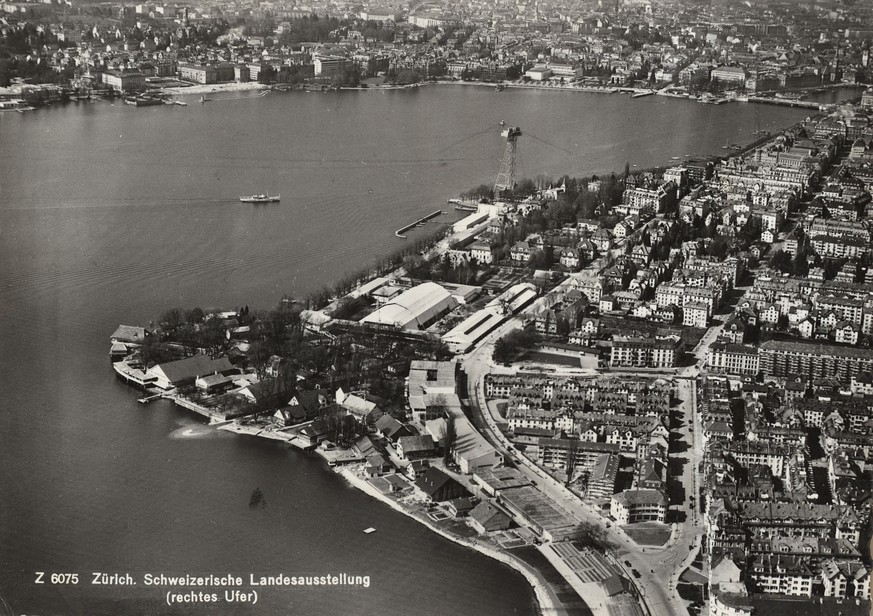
<box><xmin>168</xmin><ymin>421</ymin><xmax>225</xmax><ymax>440</ymax></box>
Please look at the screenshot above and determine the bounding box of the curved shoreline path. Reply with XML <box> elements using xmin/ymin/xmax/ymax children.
<box><xmin>337</xmin><ymin>468</ymin><xmax>560</xmax><ymax>614</ymax></box>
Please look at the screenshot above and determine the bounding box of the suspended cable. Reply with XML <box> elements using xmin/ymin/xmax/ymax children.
<box><xmin>436</xmin><ymin>122</ymin><xmax>504</xmax><ymax>154</ymax></box>
<box><xmin>525</xmin><ymin>131</ymin><xmax>578</xmax><ymax>157</ymax></box>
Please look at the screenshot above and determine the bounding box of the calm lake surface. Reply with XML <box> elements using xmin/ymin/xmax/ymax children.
<box><xmin>0</xmin><ymin>85</ymin><xmax>811</xmax><ymax>615</ymax></box>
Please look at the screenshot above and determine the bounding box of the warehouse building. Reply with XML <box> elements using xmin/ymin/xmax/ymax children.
<box><xmin>362</xmin><ymin>282</ymin><xmax>457</xmax><ymax>330</ymax></box>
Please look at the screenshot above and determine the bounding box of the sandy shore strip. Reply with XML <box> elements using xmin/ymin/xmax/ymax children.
<box><xmin>157</xmin><ymin>82</ymin><xmax>269</xmax><ymax>96</ymax></box>
<box><xmin>217</xmin><ymin>422</ymin><xmax>295</xmax><ymax>442</ymax></box>
<box><xmin>337</xmin><ymin>467</ymin><xmax>562</xmax><ymax>614</ymax></box>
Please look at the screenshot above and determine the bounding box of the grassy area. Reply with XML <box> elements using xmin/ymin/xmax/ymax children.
<box><xmin>622</xmin><ymin>522</ymin><xmax>672</xmax><ymax>546</ymax></box>
<box><xmin>676</xmin><ymin>582</ymin><xmax>704</xmax><ymax>603</ymax></box>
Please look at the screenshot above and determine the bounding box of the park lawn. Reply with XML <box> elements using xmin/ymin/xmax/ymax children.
<box><xmin>622</xmin><ymin>522</ymin><xmax>672</xmax><ymax>546</ymax></box>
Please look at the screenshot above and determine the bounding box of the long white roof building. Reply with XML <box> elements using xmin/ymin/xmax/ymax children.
<box><xmin>362</xmin><ymin>282</ymin><xmax>457</xmax><ymax>330</ymax></box>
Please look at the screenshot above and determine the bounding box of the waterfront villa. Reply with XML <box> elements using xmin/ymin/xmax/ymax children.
<box><xmin>146</xmin><ymin>355</ymin><xmax>235</xmax><ymax>390</ymax></box>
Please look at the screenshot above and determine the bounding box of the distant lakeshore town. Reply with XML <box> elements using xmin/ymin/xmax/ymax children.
<box><xmin>0</xmin><ymin>0</ymin><xmax>871</xmax><ymax>109</ymax></box>
<box><xmin>109</xmin><ymin>80</ymin><xmax>873</xmax><ymax>616</ymax></box>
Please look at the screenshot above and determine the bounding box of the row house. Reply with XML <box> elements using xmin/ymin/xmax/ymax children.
<box><xmin>506</xmin><ymin>408</ymin><xmax>560</xmax><ymax>432</ymax></box>
<box><xmin>721</xmin><ymin>440</ymin><xmax>791</xmax><ymax>479</ymax></box>
<box><xmin>810</xmin><ymin>235</ymin><xmax>868</xmax><ymax>260</ymax></box>
<box><xmin>747</xmin><ymin>554</ymin><xmax>814</xmax><ymax>597</ymax></box>
<box><xmin>759</xmin><ymin>340</ymin><xmax>873</xmax><ymax>383</ymax></box>
<box><xmin>805</xmin><ymin>218</ymin><xmax>871</xmax><ymax>243</ymax></box>
<box><xmin>735</xmin><ymin>500</ymin><xmax>864</xmax><ymax>544</ymax></box>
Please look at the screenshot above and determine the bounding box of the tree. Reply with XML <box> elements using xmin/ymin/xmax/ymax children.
<box><xmin>565</xmin><ymin>437</ymin><xmax>579</xmax><ymax>487</ymax></box>
<box><xmin>769</xmin><ymin>249</ymin><xmax>792</xmax><ymax>273</ymax></box>
<box><xmin>394</xmin><ymin>69</ymin><xmax>421</xmax><ymax>85</ymax></box>
<box><xmin>575</xmin><ymin>521</ymin><xmax>611</xmax><ymax>551</ymax></box>
<box><xmin>492</xmin><ymin>328</ymin><xmax>540</xmax><ymax>364</ymax></box>
<box><xmin>493</xmin><ymin>337</ymin><xmax>513</xmax><ymax>364</ymax></box>
<box><xmin>708</xmin><ymin>236</ymin><xmax>729</xmax><ymax>261</ymax></box>
<box><xmin>443</xmin><ymin>413</ymin><xmax>457</xmax><ymax>466</ymax></box>
<box><xmin>138</xmin><ymin>336</ymin><xmax>175</xmax><ymax>368</ymax></box>
<box><xmin>528</xmin><ymin>249</ymin><xmax>548</xmax><ymax>271</ymax></box>
<box><xmin>258</xmin><ymin>64</ymin><xmax>276</xmax><ymax>84</ymax></box>
<box><xmin>185</xmin><ymin>307</ymin><xmax>205</xmax><ymax>324</ymax></box>
<box><xmin>160</xmin><ymin>307</ymin><xmax>184</xmax><ymax>334</ymax></box>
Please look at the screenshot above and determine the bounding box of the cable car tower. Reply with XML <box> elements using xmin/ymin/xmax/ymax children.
<box><xmin>494</xmin><ymin>126</ymin><xmax>522</xmax><ymax>195</ymax></box>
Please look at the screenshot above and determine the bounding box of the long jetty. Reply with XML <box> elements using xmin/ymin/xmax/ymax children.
<box><xmin>395</xmin><ymin>209</ymin><xmax>443</xmax><ymax>238</ymax></box>
<box><xmin>746</xmin><ymin>96</ymin><xmax>827</xmax><ymax>110</ymax></box>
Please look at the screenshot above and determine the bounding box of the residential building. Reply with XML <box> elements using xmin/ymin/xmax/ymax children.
<box><xmin>759</xmin><ymin>339</ymin><xmax>873</xmax><ymax>382</ymax></box>
<box><xmin>707</xmin><ymin>343</ymin><xmax>761</xmax><ymax>376</ymax></box>
<box><xmin>610</xmin><ymin>335</ymin><xmax>682</xmax><ymax>368</ymax></box>
<box><xmin>610</xmin><ymin>489</ymin><xmax>667</xmax><ymax>524</ymax></box>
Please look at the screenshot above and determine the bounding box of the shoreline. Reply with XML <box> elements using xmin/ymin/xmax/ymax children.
<box><xmin>141</xmin><ymin>76</ymin><xmax>861</xmax><ymax>105</ymax></box>
<box><xmin>335</xmin><ymin>466</ymin><xmax>561</xmax><ymax>615</ymax></box>
<box><xmin>154</xmin><ymin>81</ymin><xmax>269</xmax><ymax>96</ymax></box>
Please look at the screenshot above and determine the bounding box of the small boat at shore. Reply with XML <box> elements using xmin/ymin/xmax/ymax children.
<box><xmin>239</xmin><ymin>194</ymin><xmax>280</xmax><ymax>203</ymax></box>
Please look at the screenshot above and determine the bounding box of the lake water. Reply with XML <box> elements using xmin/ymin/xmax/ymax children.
<box><xmin>0</xmin><ymin>85</ymin><xmax>810</xmax><ymax>615</ymax></box>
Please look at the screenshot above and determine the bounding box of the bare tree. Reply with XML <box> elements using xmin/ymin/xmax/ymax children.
<box><xmin>565</xmin><ymin>437</ymin><xmax>579</xmax><ymax>487</ymax></box>
<box><xmin>443</xmin><ymin>413</ymin><xmax>457</xmax><ymax>466</ymax></box>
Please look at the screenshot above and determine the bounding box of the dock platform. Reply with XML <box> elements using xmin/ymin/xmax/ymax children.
<box><xmin>395</xmin><ymin>209</ymin><xmax>443</xmax><ymax>238</ymax></box>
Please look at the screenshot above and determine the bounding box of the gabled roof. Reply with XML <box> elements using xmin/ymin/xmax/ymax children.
<box><xmin>398</xmin><ymin>435</ymin><xmax>435</xmax><ymax>454</ymax></box>
<box><xmin>414</xmin><ymin>467</ymin><xmax>464</xmax><ymax>498</ymax></box>
<box><xmin>151</xmin><ymin>355</ymin><xmax>234</xmax><ymax>384</ymax></box>
<box><xmin>468</xmin><ymin>500</ymin><xmax>512</xmax><ymax>527</ymax></box>
<box><xmin>110</xmin><ymin>324</ymin><xmax>147</xmax><ymax>342</ymax></box>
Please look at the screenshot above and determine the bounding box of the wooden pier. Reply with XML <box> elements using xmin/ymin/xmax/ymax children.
<box><xmin>395</xmin><ymin>209</ymin><xmax>443</xmax><ymax>238</ymax></box>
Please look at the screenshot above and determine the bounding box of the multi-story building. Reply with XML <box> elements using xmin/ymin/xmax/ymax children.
<box><xmin>656</xmin><ymin>283</ymin><xmax>721</xmax><ymax>316</ymax></box>
<box><xmin>820</xmin><ymin>559</ymin><xmax>870</xmax><ymax>599</ymax></box>
<box><xmin>537</xmin><ymin>438</ymin><xmax>619</xmax><ymax>472</ymax></box>
<box><xmin>710</xmin><ymin>65</ymin><xmax>747</xmax><ymax>85</ymax></box>
<box><xmin>610</xmin><ymin>335</ymin><xmax>682</xmax><ymax>368</ymax></box>
<box><xmin>811</xmin><ymin>235</ymin><xmax>867</xmax><ymax>259</ymax></box>
<box><xmin>748</xmin><ymin>555</ymin><xmax>814</xmax><ymax>597</ymax></box>
<box><xmin>707</xmin><ymin>343</ymin><xmax>761</xmax><ymax>376</ymax></box>
<box><xmin>617</xmin><ymin>181</ymin><xmax>677</xmax><ymax>217</ymax></box>
<box><xmin>759</xmin><ymin>340</ymin><xmax>873</xmax><ymax>382</ymax></box>
<box><xmin>469</xmin><ymin>241</ymin><xmax>495</xmax><ymax>264</ymax></box>
<box><xmin>313</xmin><ymin>55</ymin><xmax>347</xmax><ymax>77</ymax></box>
<box><xmin>102</xmin><ymin>69</ymin><xmax>146</xmax><ymax>92</ymax></box>
<box><xmin>684</xmin><ymin>301</ymin><xmax>709</xmax><ymax>328</ymax></box>
<box><xmin>721</xmin><ymin>441</ymin><xmax>790</xmax><ymax>478</ymax></box>
<box><xmin>587</xmin><ymin>453</ymin><xmax>619</xmax><ymax>499</ymax></box>
<box><xmin>610</xmin><ymin>489</ymin><xmax>667</xmax><ymax>524</ymax></box>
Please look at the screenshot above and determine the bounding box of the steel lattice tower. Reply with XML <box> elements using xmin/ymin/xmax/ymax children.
<box><xmin>494</xmin><ymin>126</ymin><xmax>522</xmax><ymax>195</ymax></box>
